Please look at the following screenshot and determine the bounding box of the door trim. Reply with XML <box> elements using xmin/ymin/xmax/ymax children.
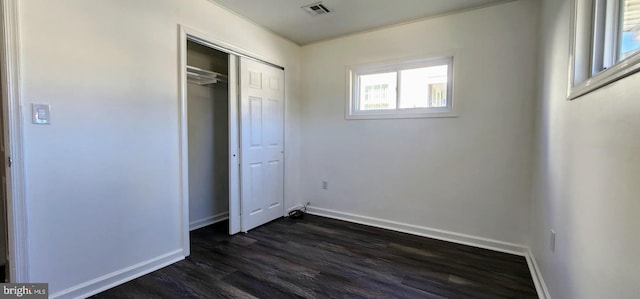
<box><xmin>178</xmin><ymin>25</ymin><xmax>285</xmax><ymax>256</ymax></box>
<box><xmin>0</xmin><ymin>0</ymin><xmax>29</xmax><ymax>282</ymax></box>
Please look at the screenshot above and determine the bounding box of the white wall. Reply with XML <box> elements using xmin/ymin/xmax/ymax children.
<box><xmin>300</xmin><ymin>0</ymin><xmax>538</xmax><ymax>245</ymax></box>
<box><xmin>17</xmin><ymin>0</ymin><xmax>301</xmax><ymax>296</ymax></box>
<box><xmin>531</xmin><ymin>0</ymin><xmax>640</xmax><ymax>298</ymax></box>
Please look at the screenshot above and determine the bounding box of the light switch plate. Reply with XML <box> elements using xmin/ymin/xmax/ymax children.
<box><xmin>32</xmin><ymin>104</ymin><xmax>51</xmax><ymax>124</ymax></box>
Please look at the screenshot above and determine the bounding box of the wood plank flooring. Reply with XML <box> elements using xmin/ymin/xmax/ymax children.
<box><xmin>92</xmin><ymin>215</ymin><xmax>537</xmax><ymax>298</ymax></box>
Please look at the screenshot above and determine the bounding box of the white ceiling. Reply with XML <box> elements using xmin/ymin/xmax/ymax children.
<box><xmin>209</xmin><ymin>0</ymin><xmax>510</xmax><ymax>45</ymax></box>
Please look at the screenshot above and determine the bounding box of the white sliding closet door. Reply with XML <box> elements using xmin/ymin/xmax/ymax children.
<box><xmin>228</xmin><ymin>55</ymin><xmax>241</xmax><ymax>235</ymax></box>
<box><xmin>239</xmin><ymin>57</ymin><xmax>285</xmax><ymax>232</ymax></box>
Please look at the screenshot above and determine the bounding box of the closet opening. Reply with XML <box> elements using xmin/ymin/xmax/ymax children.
<box><xmin>0</xmin><ymin>62</ymin><xmax>8</xmax><ymax>282</ymax></box>
<box><xmin>180</xmin><ymin>28</ymin><xmax>286</xmax><ymax>255</ymax></box>
<box><xmin>186</xmin><ymin>40</ymin><xmax>231</xmax><ymax>234</ymax></box>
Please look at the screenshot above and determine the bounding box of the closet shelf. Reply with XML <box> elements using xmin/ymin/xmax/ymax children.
<box><xmin>187</xmin><ymin>65</ymin><xmax>227</xmax><ymax>85</ymax></box>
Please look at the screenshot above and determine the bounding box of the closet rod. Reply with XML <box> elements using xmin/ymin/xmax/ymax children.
<box><xmin>188</xmin><ymin>35</ymin><xmax>285</xmax><ymax>71</ymax></box>
<box><xmin>186</xmin><ymin>65</ymin><xmax>228</xmax><ymax>84</ymax></box>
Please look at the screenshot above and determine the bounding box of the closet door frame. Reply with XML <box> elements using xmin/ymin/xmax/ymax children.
<box><xmin>0</xmin><ymin>0</ymin><xmax>29</xmax><ymax>281</ymax></box>
<box><xmin>178</xmin><ymin>25</ymin><xmax>285</xmax><ymax>256</ymax></box>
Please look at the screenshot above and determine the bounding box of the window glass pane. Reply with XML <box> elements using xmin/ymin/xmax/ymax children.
<box><xmin>399</xmin><ymin>65</ymin><xmax>448</xmax><ymax>108</ymax></box>
<box><xmin>359</xmin><ymin>72</ymin><xmax>397</xmax><ymax>110</ymax></box>
<box><xmin>620</xmin><ymin>0</ymin><xmax>640</xmax><ymax>60</ymax></box>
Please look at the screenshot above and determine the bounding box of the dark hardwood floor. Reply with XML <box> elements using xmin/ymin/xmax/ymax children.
<box><xmin>92</xmin><ymin>215</ymin><xmax>537</xmax><ymax>298</ymax></box>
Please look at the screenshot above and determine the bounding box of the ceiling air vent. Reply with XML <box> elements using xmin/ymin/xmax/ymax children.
<box><xmin>301</xmin><ymin>2</ymin><xmax>331</xmax><ymax>16</ymax></box>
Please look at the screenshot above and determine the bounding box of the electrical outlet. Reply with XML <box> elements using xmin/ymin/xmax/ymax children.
<box><xmin>550</xmin><ymin>230</ymin><xmax>556</xmax><ymax>252</ymax></box>
<box><xmin>322</xmin><ymin>181</ymin><xmax>328</xmax><ymax>190</ymax></box>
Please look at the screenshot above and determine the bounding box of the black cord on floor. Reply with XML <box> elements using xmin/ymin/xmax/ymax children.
<box><xmin>288</xmin><ymin>202</ymin><xmax>309</xmax><ymax>219</ymax></box>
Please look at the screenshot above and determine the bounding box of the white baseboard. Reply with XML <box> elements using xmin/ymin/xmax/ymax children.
<box><xmin>51</xmin><ymin>249</ymin><xmax>184</xmax><ymax>299</ymax></box>
<box><xmin>525</xmin><ymin>248</ymin><xmax>551</xmax><ymax>299</ymax></box>
<box><xmin>305</xmin><ymin>206</ymin><xmax>549</xmax><ymax>299</ymax></box>
<box><xmin>189</xmin><ymin>211</ymin><xmax>229</xmax><ymax>231</ymax></box>
<box><xmin>306</xmin><ymin>206</ymin><xmax>526</xmax><ymax>255</ymax></box>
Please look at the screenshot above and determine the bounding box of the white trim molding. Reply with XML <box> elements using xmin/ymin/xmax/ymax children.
<box><xmin>525</xmin><ymin>248</ymin><xmax>552</xmax><ymax>299</ymax></box>
<box><xmin>189</xmin><ymin>211</ymin><xmax>229</xmax><ymax>231</ymax></box>
<box><xmin>0</xmin><ymin>0</ymin><xmax>29</xmax><ymax>282</ymax></box>
<box><xmin>307</xmin><ymin>206</ymin><xmax>526</xmax><ymax>255</ymax></box>
<box><xmin>50</xmin><ymin>250</ymin><xmax>184</xmax><ymax>299</ymax></box>
<box><xmin>306</xmin><ymin>206</ymin><xmax>549</xmax><ymax>299</ymax></box>
<box><xmin>178</xmin><ymin>24</ymin><xmax>191</xmax><ymax>257</ymax></box>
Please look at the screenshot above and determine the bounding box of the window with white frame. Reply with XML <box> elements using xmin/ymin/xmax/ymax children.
<box><xmin>569</xmin><ymin>0</ymin><xmax>640</xmax><ymax>99</ymax></box>
<box><xmin>346</xmin><ymin>56</ymin><xmax>454</xmax><ymax>119</ymax></box>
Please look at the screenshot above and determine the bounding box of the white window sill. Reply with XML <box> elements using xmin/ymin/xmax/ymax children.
<box><xmin>569</xmin><ymin>51</ymin><xmax>640</xmax><ymax>100</ymax></box>
<box><xmin>345</xmin><ymin>111</ymin><xmax>458</xmax><ymax>120</ymax></box>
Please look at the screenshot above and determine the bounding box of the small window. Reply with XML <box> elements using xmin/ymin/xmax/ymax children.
<box><xmin>620</xmin><ymin>1</ymin><xmax>640</xmax><ymax>58</ymax></box>
<box><xmin>346</xmin><ymin>56</ymin><xmax>454</xmax><ymax>119</ymax></box>
<box><xmin>569</xmin><ymin>0</ymin><xmax>640</xmax><ymax>99</ymax></box>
